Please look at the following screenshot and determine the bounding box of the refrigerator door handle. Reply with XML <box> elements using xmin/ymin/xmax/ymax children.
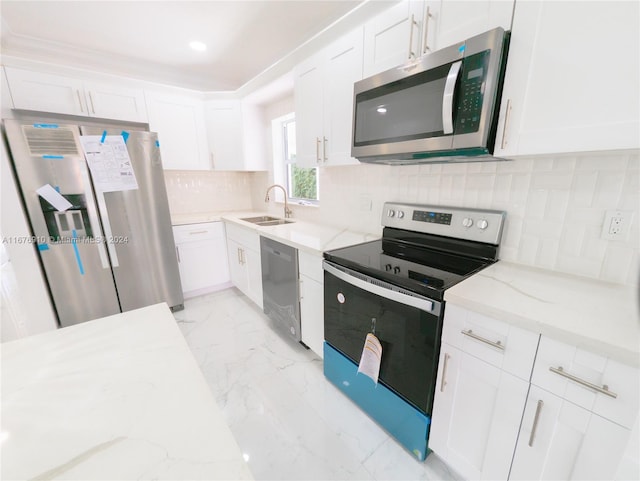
<box><xmin>79</xmin><ymin>160</ymin><xmax>110</xmax><ymax>269</ymax></box>
<box><xmin>95</xmin><ymin>191</ymin><xmax>119</xmax><ymax>268</ymax></box>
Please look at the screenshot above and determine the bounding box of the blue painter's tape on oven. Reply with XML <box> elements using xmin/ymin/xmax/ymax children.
<box><xmin>323</xmin><ymin>342</ymin><xmax>431</xmax><ymax>461</ymax></box>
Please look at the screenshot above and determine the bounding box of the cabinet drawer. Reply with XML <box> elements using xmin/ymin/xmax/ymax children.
<box><xmin>173</xmin><ymin>222</ymin><xmax>224</xmax><ymax>243</ymax></box>
<box><xmin>299</xmin><ymin>250</ymin><xmax>323</xmax><ymax>284</ymax></box>
<box><xmin>531</xmin><ymin>336</ymin><xmax>639</xmax><ymax>429</ymax></box>
<box><xmin>442</xmin><ymin>304</ymin><xmax>539</xmax><ymax>381</ymax></box>
<box><xmin>224</xmin><ymin>221</ymin><xmax>260</xmax><ymax>252</ymax></box>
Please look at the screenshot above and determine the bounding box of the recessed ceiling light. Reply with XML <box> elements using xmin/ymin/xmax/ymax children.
<box><xmin>189</xmin><ymin>41</ymin><xmax>207</xmax><ymax>52</ymax></box>
<box><xmin>376</xmin><ymin>106</ymin><xmax>387</xmax><ymax>114</ymax></box>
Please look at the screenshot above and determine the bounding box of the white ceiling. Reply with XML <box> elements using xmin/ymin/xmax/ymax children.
<box><xmin>1</xmin><ymin>0</ymin><xmax>388</xmax><ymax>92</ymax></box>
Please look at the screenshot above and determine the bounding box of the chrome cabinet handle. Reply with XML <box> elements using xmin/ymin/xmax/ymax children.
<box><xmin>500</xmin><ymin>99</ymin><xmax>512</xmax><ymax>149</ymax></box>
<box><xmin>407</xmin><ymin>14</ymin><xmax>417</xmax><ymax>59</ymax></box>
<box><xmin>549</xmin><ymin>366</ymin><xmax>618</xmax><ymax>398</ymax></box>
<box><xmin>440</xmin><ymin>353</ymin><xmax>450</xmax><ymax>392</ymax></box>
<box><xmin>240</xmin><ymin>248</ymin><xmax>246</xmax><ymax>265</ymax></box>
<box><xmin>88</xmin><ymin>91</ymin><xmax>96</xmax><ymax>114</ymax></box>
<box><xmin>299</xmin><ymin>278</ymin><xmax>304</xmax><ymax>301</ymax></box>
<box><xmin>422</xmin><ymin>6</ymin><xmax>433</xmax><ymax>54</ymax></box>
<box><xmin>528</xmin><ymin>400</ymin><xmax>544</xmax><ymax>447</ymax></box>
<box><xmin>210</xmin><ymin>152</ymin><xmax>215</xmax><ymax>169</ymax></box>
<box><xmin>237</xmin><ymin>247</ymin><xmax>242</xmax><ymax>265</ymax></box>
<box><xmin>323</xmin><ymin>137</ymin><xmax>328</xmax><ymax>162</ymax></box>
<box><xmin>76</xmin><ymin>90</ymin><xmax>85</xmax><ymax>113</ymax></box>
<box><xmin>461</xmin><ymin>329</ymin><xmax>505</xmax><ymax>351</ymax></box>
<box><xmin>176</xmin><ymin>246</ymin><xmax>181</xmax><ymax>263</ymax></box>
<box><xmin>442</xmin><ymin>61</ymin><xmax>462</xmax><ymax>135</ymax></box>
<box><xmin>189</xmin><ymin>230</ymin><xmax>208</xmax><ymax>235</ymax></box>
<box><xmin>316</xmin><ymin>137</ymin><xmax>321</xmax><ymax>162</ymax></box>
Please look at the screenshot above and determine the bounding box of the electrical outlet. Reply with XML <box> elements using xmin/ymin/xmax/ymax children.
<box><xmin>601</xmin><ymin>210</ymin><xmax>634</xmax><ymax>241</ymax></box>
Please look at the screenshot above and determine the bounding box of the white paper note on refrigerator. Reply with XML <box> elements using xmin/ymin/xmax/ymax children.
<box><xmin>36</xmin><ymin>184</ymin><xmax>73</xmax><ymax>212</ymax></box>
<box><xmin>357</xmin><ymin>333</ymin><xmax>383</xmax><ymax>384</ymax></box>
<box><xmin>79</xmin><ymin>135</ymin><xmax>138</xmax><ymax>193</ymax></box>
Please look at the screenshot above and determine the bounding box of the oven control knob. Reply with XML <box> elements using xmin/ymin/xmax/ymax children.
<box><xmin>462</xmin><ymin>217</ymin><xmax>474</xmax><ymax>228</ymax></box>
<box><xmin>477</xmin><ymin>219</ymin><xmax>489</xmax><ymax>230</ymax></box>
<box><xmin>388</xmin><ymin>209</ymin><xmax>395</xmax><ymax>217</ymax></box>
<box><xmin>397</xmin><ymin>211</ymin><xmax>405</xmax><ymax>219</ymax></box>
<box><xmin>385</xmin><ymin>264</ymin><xmax>392</xmax><ymax>271</ymax></box>
<box><xmin>393</xmin><ymin>266</ymin><xmax>401</xmax><ymax>274</ymax></box>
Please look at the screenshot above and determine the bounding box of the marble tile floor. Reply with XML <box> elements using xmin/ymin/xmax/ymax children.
<box><xmin>174</xmin><ymin>288</ymin><xmax>461</xmax><ymax>481</ymax></box>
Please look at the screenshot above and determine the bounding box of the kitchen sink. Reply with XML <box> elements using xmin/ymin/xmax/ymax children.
<box><xmin>240</xmin><ymin>216</ymin><xmax>294</xmax><ymax>226</ymax></box>
<box><xmin>257</xmin><ymin>219</ymin><xmax>294</xmax><ymax>226</ymax></box>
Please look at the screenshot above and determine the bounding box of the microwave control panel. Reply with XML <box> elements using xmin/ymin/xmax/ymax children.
<box><xmin>455</xmin><ymin>50</ymin><xmax>490</xmax><ymax>135</ymax></box>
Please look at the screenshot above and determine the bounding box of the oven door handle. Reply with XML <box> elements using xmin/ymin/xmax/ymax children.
<box><xmin>324</xmin><ymin>262</ymin><xmax>436</xmax><ymax>313</ymax></box>
<box><xmin>442</xmin><ymin>60</ymin><xmax>462</xmax><ymax>135</ymax></box>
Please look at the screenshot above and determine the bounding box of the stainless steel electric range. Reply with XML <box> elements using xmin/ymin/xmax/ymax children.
<box><xmin>322</xmin><ymin>202</ymin><xmax>505</xmax><ymax>461</ymax></box>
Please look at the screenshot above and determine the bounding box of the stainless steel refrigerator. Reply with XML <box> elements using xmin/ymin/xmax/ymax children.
<box><xmin>3</xmin><ymin>119</ymin><xmax>183</xmax><ymax>327</ymax></box>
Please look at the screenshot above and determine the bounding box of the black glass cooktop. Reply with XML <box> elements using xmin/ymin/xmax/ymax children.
<box><xmin>323</xmin><ymin>231</ymin><xmax>494</xmax><ymax>300</ymax></box>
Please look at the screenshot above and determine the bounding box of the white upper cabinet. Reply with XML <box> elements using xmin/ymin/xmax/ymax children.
<box><xmin>433</xmin><ymin>0</ymin><xmax>514</xmax><ymax>51</ymax></box>
<box><xmin>204</xmin><ymin>99</ymin><xmax>268</xmax><ymax>171</ymax></box>
<box><xmin>145</xmin><ymin>90</ymin><xmax>210</xmax><ymax>170</ymax></box>
<box><xmin>362</xmin><ymin>0</ymin><xmax>514</xmax><ymax>78</ymax></box>
<box><xmin>363</xmin><ymin>0</ymin><xmax>425</xmax><ymax>78</ymax></box>
<box><xmin>495</xmin><ymin>0</ymin><xmax>640</xmax><ymax>156</ymax></box>
<box><xmin>294</xmin><ymin>27</ymin><xmax>364</xmax><ymax>168</ymax></box>
<box><xmin>4</xmin><ymin>67</ymin><xmax>147</xmax><ymax>123</ymax></box>
<box><xmin>204</xmin><ymin>100</ymin><xmax>244</xmax><ymax>170</ymax></box>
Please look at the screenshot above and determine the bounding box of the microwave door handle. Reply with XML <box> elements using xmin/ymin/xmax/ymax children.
<box><xmin>442</xmin><ymin>61</ymin><xmax>462</xmax><ymax>135</ymax></box>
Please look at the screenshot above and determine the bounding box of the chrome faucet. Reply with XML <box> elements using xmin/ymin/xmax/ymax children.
<box><xmin>264</xmin><ymin>184</ymin><xmax>293</xmax><ymax>218</ymax></box>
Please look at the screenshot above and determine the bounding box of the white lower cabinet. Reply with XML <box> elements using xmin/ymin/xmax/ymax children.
<box><xmin>298</xmin><ymin>250</ymin><xmax>324</xmax><ymax>358</ymax></box>
<box><xmin>431</xmin><ymin>345</ymin><xmax>530</xmax><ymax>480</ymax></box>
<box><xmin>431</xmin><ymin>303</ymin><xmax>538</xmax><ymax>480</ymax></box>
<box><xmin>510</xmin><ymin>385</ymin><xmax>633</xmax><ymax>481</ymax></box>
<box><xmin>225</xmin><ymin>222</ymin><xmax>262</xmax><ymax>308</ymax></box>
<box><xmin>431</xmin><ymin>304</ymin><xmax>640</xmax><ymax>480</ymax></box>
<box><xmin>173</xmin><ymin>222</ymin><xmax>230</xmax><ymax>298</ymax></box>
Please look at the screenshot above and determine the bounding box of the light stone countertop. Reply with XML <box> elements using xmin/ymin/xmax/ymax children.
<box><xmin>170</xmin><ymin>210</ymin><xmax>231</xmax><ymax>226</ymax></box>
<box><xmin>172</xmin><ymin>210</ymin><xmax>639</xmax><ymax>365</ymax></box>
<box><xmin>444</xmin><ymin>261</ymin><xmax>640</xmax><ymax>366</ymax></box>
<box><xmin>221</xmin><ymin>212</ymin><xmax>380</xmax><ymax>255</ymax></box>
<box><xmin>1</xmin><ymin>303</ymin><xmax>254</xmax><ymax>481</ymax></box>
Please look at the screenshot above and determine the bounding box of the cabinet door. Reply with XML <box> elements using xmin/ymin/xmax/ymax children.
<box><xmin>5</xmin><ymin>67</ymin><xmax>85</xmax><ymax>116</ymax></box>
<box><xmin>322</xmin><ymin>27</ymin><xmax>363</xmax><ymax>166</ymax></box>
<box><xmin>145</xmin><ymin>91</ymin><xmax>209</xmax><ymax>170</ymax></box>
<box><xmin>362</xmin><ymin>0</ymin><xmax>424</xmax><ymax>78</ymax></box>
<box><xmin>510</xmin><ymin>385</ymin><xmax>632</xmax><ymax>480</ymax></box>
<box><xmin>430</xmin><ymin>343</ymin><xmax>529</xmax><ymax>480</ymax></box>
<box><xmin>294</xmin><ymin>53</ymin><xmax>324</xmax><ymax>168</ymax></box>
<box><xmin>84</xmin><ymin>81</ymin><xmax>148</xmax><ymax>123</ymax></box>
<box><xmin>435</xmin><ymin>0</ymin><xmax>514</xmax><ymax>51</ymax></box>
<box><xmin>244</xmin><ymin>246</ymin><xmax>263</xmax><ymax>309</ymax></box>
<box><xmin>299</xmin><ymin>274</ymin><xmax>324</xmax><ymax>358</ymax></box>
<box><xmin>226</xmin><ymin>238</ymin><xmax>249</xmax><ymax>296</ymax></box>
<box><xmin>204</xmin><ymin>100</ymin><xmax>244</xmax><ymax>171</ymax></box>
<box><xmin>495</xmin><ymin>0</ymin><xmax>640</xmax><ymax>156</ymax></box>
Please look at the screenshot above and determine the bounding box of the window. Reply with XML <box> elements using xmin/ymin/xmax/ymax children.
<box><xmin>273</xmin><ymin>113</ymin><xmax>318</xmax><ymax>203</ymax></box>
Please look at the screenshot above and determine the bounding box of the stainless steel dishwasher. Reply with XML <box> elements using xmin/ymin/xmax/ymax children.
<box><xmin>260</xmin><ymin>236</ymin><xmax>301</xmax><ymax>342</ymax></box>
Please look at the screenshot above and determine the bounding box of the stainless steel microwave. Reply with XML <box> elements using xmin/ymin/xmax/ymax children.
<box><xmin>352</xmin><ymin>27</ymin><xmax>510</xmax><ymax>164</ymax></box>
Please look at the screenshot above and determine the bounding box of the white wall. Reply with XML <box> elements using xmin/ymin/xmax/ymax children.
<box><xmin>254</xmin><ymin>151</ymin><xmax>640</xmax><ymax>286</ymax></box>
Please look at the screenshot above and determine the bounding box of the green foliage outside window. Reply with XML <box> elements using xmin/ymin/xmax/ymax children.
<box><xmin>290</xmin><ymin>165</ymin><xmax>317</xmax><ymax>200</ymax></box>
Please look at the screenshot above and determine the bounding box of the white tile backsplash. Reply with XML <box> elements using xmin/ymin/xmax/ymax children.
<box><xmin>252</xmin><ymin>150</ymin><xmax>639</xmax><ymax>286</ymax></box>
<box><xmin>164</xmin><ymin>170</ymin><xmax>254</xmax><ymax>215</ymax></box>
